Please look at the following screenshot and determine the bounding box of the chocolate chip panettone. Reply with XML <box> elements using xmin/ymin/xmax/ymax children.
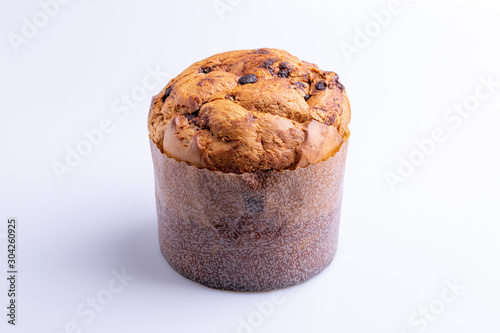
<box><xmin>148</xmin><ymin>48</ymin><xmax>350</xmax><ymax>174</ymax></box>
<box><xmin>148</xmin><ymin>48</ymin><xmax>351</xmax><ymax>291</ymax></box>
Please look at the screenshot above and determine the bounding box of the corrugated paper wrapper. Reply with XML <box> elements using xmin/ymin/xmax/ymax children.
<box><xmin>150</xmin><ymin>139</ymin><xmax>349</xmax><ymax>292</ymax></box>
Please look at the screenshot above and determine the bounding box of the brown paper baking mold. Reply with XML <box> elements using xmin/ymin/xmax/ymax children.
<box><xmin>150</xmin><ymin>139</ymin><xmax>349</xmax><ymax>292</ymax></box>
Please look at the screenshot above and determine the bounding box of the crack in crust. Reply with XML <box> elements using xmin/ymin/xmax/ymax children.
<box><xmin>148</xmin><ymin>48</ymin><xmax>351</xmax><ymax>173</ymax></box>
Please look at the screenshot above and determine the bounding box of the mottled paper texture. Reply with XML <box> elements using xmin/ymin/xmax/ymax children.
<box><xmin>151</xmin><ymin>139</ymin><xmax>349</xmax><ymax>292</ymax></box>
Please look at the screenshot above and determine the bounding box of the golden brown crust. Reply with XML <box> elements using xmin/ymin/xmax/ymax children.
<box><xmin>148</xmin><ymin>48</ymin><xmax>351</xmax><ymax>173</ymax></box>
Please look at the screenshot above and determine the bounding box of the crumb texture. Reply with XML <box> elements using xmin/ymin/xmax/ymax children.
<box><xmin>148</xmin><ymin>48</ymin><xmax>350</xmax><ymax>173</ymax></box>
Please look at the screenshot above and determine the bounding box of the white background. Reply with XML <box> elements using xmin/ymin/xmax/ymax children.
<box><xmin>1</xmin><ymin>0</ymin><xmax>500</xmax><ymax>332</ymax></box>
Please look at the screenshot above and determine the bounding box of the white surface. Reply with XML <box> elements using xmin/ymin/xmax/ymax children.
<box><xmin>1</xmin><ymin>0</ymin><xmax>500</xmax><ymax>332</ymax></box>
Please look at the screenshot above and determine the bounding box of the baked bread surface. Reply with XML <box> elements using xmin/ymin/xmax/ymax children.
<box><xmin>148</xmin><ymin>48</ymin><xmax>350</xmax><ymax>173</ymax></box>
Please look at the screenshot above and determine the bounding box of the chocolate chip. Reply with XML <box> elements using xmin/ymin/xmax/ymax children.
<box><xmin>315</xmin><ymin>81</ymin><xmax>327</xmax><ymax>91</ymax></box>
<box><xmin>191</xmin><ymin>112</ymin><xmax>207</xmax><ymax>129</ymax></box>
<box><xmin>199</xmin><ymin>66</ymin><xmax>212</xmax><ymax>74</ymax></box>
<box><xmin>278</xmin><ymin>69</ymin><xmax>290</xmax><ymax>78</ymax></box>
<box><xmin>304</xmin><ymin>94</ymin><xmax>311</xmax><ymax>101</ymax></box>
<box><xmin>325</xmin><ymin>113</ymin><xmax>335</xmax><ymax>126</ymax></box>
<box><xmin>254</xmin><ymin>49</ymin><xmax>270</xmax><ymax>55</ymax></box>
<box><xmin>183</xmin><ymin>110</ymin><xmax>200</xmax><ymax>121</ymax></box>
<box><xmin>332</xmin><ymin>74</ymin><xmax>345</xmax><ymax>90</ymax></box>
<box><xmin>277</xmin><ymin>62</ymin><xmax>291</xmax><ymax>78</ymax></box>
<box><xmin>314</xmin><ymin>107</ymin><xmax>328</xmax><ymax>113</ymax></box>
<box><xmin>325</xmin><ymin>114</ymin><xmax>336</xmax><ymax>126</ymax></box>
<box><xmin>162</xmin><ymin>87</ymin><xmax>172</xmax><ymax>102</ymax></box>
<box><xmin>262</xmin><ymin>58</ymin><xmax>278</xmax><ymax>75</ymax></box>
<box><xmin>183</xmin><ymin>113</ymin><xmax>196</xmax><ymax>121</ymax></box>
<box><xmin>294</xmin><ymin>81</ymin><xmax>307</xmax><ymax>90</ymax></box>
<box><xmin>238</xmin><ymin>74</ymin><xmax>258</xmax><ymax>85</ymax></box>
<box><xmin>304</xmin><ymin>72</ymin><xmax>311</xmax><ymax>84</ymax></box>
<box><xmin>264</xmin><ymin>59</ymin><xmax>276</xmax><ymax>69</ymax></box>
<box><xmin>197</xmin><ymin>77</ymin><xmax>215</xmax><ymax>87</ymax></box>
